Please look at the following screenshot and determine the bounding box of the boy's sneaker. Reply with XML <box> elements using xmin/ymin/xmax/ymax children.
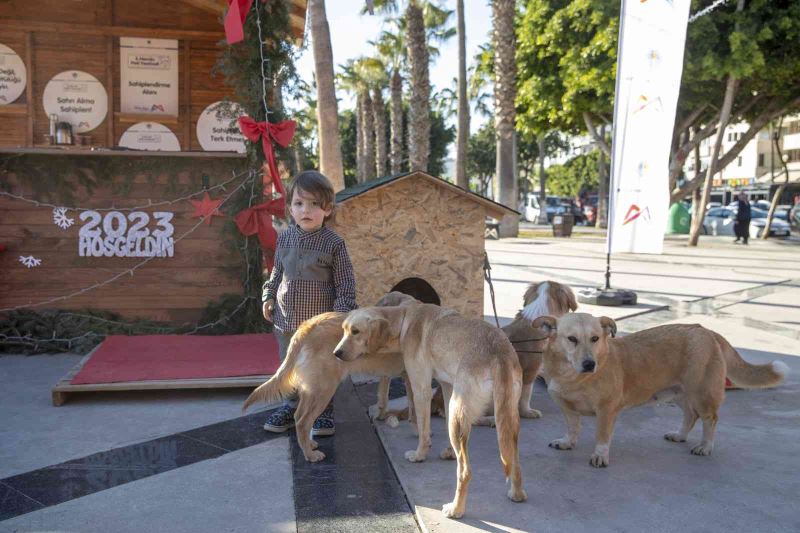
<box><xmin>263</xmin><ymin>404</ymin><xmax>296</xmax><ymax>433</ymax></box>
<box><xmin>311</xmin><ymin>407</ymin><xmax>335</xmax><ymax>437</ymax></box>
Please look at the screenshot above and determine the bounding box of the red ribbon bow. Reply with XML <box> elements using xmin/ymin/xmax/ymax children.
<box><xmin>234</xmin><ymin>198</ymin><xmax>286</xmax><ymax>269</ymax></box>
<box><xmin>224</xmin><ymin>0</ymin><xmax>254</xmax><ymax>44</ymax></box>
<box><xmin>238</xmin><ymin>116</ymin><xmax>296</xmax><ymax>197</ymax></box>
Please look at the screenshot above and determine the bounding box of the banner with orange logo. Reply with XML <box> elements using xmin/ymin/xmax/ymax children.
<box><xmin>608</xmin><ymin>0</ymin><xmax>691</xmax><ymax>254</ymax></box>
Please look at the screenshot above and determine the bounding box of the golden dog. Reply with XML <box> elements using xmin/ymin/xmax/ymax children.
<box><xmin>534</xmin><ymin>313</ymin><xmax>789</xmax><ymax>467</ymax></box>
<box><xmin>375</xmin><ymin>281</ymin><xmax>578</xmax><ymax>426</ymax></box>
<box><xmin>242</xmin><ymin>311</ymin><xmax>404</xmax><ymax>462</ymax></box>
<box><xmin>334</xmin><ymin>303</ymin><xmax>526</xmax><ymax>519</ymax></box>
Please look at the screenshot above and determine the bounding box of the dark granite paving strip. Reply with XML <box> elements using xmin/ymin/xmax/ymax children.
<box><xmin>292</xmin><ymin>379</ymin><xmax>419</xmax><ymax>533</ymax></box>
<box><xmin>0</xmin><ymin>411</ymin><xmax>283</xmax><ymax>522</ymax></box>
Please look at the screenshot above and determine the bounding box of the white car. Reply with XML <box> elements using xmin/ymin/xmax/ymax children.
<box><xmin>703</xmin><ymin>207</ymin><xmax>791</xmax><ymax>238</ymax></box>
<box><xmin>519</xmin><ymin>193</ymin><xmax>542</xmax><ymax>223</ymax></box>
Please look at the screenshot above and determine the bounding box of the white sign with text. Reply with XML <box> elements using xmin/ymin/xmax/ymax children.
<box><xmin>119</xmin><ymin>122</ymin><xmax>181</xmax><ymax>151</ymax></box>
<box><xmin>78</xmin><ymin>211</ymin><xmax>175</xmax><ymax>258</ymax></box>
<box><xmin>196</xmin><ymin>101</ymin><xmax>247</xmax><ymax>153</ymax></box>
<box><xmin>0</xmin><ymin>43</ymin><xmax>26</xmax><ymax>105</ymax></box>
<box><xmin>120</xmin><ymin>37</ymin><xmax>179</xmax><ymax>116</ymax></box>
<box><xmin>42</xmin><ymin>71</ymin><xmax>108</xmax><ymax>133</ymax></box>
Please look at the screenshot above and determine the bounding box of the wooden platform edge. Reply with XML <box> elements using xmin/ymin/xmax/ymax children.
<box><xmin>51</xmin><ymin>349</ymin><xmax>270</xmax><ymax>406</ymax></box>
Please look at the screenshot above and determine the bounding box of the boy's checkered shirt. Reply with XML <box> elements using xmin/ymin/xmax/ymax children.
<box><xmin>262</xmin><ymin>224</ymin><xmax>357</xmax><ymax>332</ymax></box>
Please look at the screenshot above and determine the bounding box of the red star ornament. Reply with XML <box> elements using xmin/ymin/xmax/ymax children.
<box><xmin>189</xmin><ymin>192</ymin><xmax>225</xmax><ymax>225</ymax></box>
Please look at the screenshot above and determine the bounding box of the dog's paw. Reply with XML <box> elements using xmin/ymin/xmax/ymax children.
<box><xmin>507</xmin><ymin>486</ymin><xmax>527</xmax><ymax>502</ymax></box>
<box><xmin>385</xmin><ymin>415</ymin><xmax>400</xmax><ymax>428</ymax></box>
<box><xmin>442</xmin><ymin>502</ymin><xmax>464</xmax><ymax>519</ymax></box>
<box><xmin>405</xmin><ymin>450</ymin><xmax>427</xmax><ymax>462</ymax></box>
<box><xmin>664</xmin><ymin>432</ymin><xmax>687</xmax><ymax>443</ymax></box>
<box><xmin>589</xmin><ymin>452</ymin><xmax>609</xmax><ymax>468</ymax></box>
<box><xmin>439</xmin><ymin>446</ymin><xmax>456</xmax><ymax>460</ymax></box>
<box><xmin>520</xmin><ymin>408</ymin><xmax>542</xmax><ymax>419</ymax></box>
<box><xmin>475</xmin><ymin>416</ymin><xmax>496</xmax><ymax>427</ymax></box>
<box><xmin>305</xmin><ymin>450</ymin><xmax>326</xmax><ymax>462</ymax></box>
<box><xmin>690</xmin><ymin>442</ymin><xmax>714</xmax><ymax>456</ymax></box>
<box><xmin>548</xmin><ymin>438</ymin><xmax>574</xmax><ymax>450</ymax></box>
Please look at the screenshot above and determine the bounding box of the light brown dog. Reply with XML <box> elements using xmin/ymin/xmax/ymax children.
<box><xmin>375</xmin><ymin>281</ymin><xmax>578</xmax><ymax>426</ymax></box>
<box><xmin>334</xmin><ymin>303</ymin><xmax>526</xmax><ymax>519</ymax></box>
<box><xmin>534</xmin><ymin>313</ymin><xmax>789</xmax><ymax>467</ymax></box>
<box><xmin>242</xmin><ymin>311</ymin><xmax>405</xmax><ymax>462</ymax></box>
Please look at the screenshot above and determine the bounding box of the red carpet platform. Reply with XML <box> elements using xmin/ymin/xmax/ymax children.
<box><xmin>51</xmin><ymin>334</ymin><xmax>280</xmax><ymax>405</ymax></box>
<box><xmin>70</xmin><ymin>334</ymin><xmax>280</xmax><ymax>385</ymax></box>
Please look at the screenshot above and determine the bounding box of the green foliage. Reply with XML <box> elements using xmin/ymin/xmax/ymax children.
<box><xmin>339</xmin><ymin>109</ymin><xmax>358</xmax><ymax>186</ymax></box>
<box><xmin>516</xmin><ymin>0</ymin><xmax>800</xmax><ymax>139</ymax></box>
<box><xmin>546</xmin><ymin>150</ymin><xmax>600</xmax><ymax>198</ymax></box>
<box><xmin>466</xmin><ymin>122</ymin><xmax>496</xmax><ymax>194</ymax></box>
<box><xmin>428</xmin><ymin>109</ymin><xmax>455</xmax><ymax>177</ymax></box>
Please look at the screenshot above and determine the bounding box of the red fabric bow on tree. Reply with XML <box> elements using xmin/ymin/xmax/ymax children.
<box><xmin>234</xmin><ymin>197</ymin><xmax>286</xmax><ymax>270</ymax></box>
<box><xmin>224</xmin><ymin>0</ymin><xmax>254</xmax><ymax>44</ymax></box>
<box><xmin>238</xmin><ymin>116</ymin><xmax>296</xmax><ymax>197</ymax></box>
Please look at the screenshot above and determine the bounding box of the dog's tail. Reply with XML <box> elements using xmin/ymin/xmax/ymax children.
<box><xmin>242</xmin><ymin>320</ymin><xmax>315</xmax><ymax>413</ymax></box>
<box><xmin>715</xmin><ymin>331</ymin><xmax>789</xmax><ymax>389</ymax></box>
<box><xmin>493</xmin><ymin>354</ymin><xmax>522</xmax><ymax>479</ymax></box>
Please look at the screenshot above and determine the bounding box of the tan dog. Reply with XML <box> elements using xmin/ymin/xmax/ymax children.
<box><xmin>534</xmin><ymin>313</ymin><xmax>790</xmax><ymax>467</ymax></box>
<box><xmin>334</xmin><ymin>303</ymin><xmax>526</xmax><ymax>519</ymax></box>
<box><xmin>242</xmin><ymin>311</ymin><xmax>404</xmax><ymax>462</ymax></box>
<box><xmin>478</xmin><ymin>280</ymin><xmax>578</xmax><ymax>425</ymax></box>
<box><xmin>376</xmin><ymin>281</ymin><xmax>578</xmax><ymax>426</ymax></box>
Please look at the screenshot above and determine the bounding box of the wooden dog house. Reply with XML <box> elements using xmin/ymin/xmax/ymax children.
<box><xmin>329</xmin><ymin>171</ymin><xmax>517</xmax><ymax>319</ymax></box>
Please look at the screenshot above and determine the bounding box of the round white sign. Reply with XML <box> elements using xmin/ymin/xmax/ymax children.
<box><xmin>196</xmin><ymin>101</ymin><xmax>247</xmax><ymax>153</ymax></box>
<box><xmin>0</xmin><ymin>43</ymin><xmax>26</xmax><ymax>105</ymax></box>
<box><xmin>119</xmin><ymin>122</ymin><xmax>181</xmax><ymax>151</ymax></box>
<box><xmin>43</xmin><ymin>70</ymin><xmax>108</xmax><ymax>133</ymax></box>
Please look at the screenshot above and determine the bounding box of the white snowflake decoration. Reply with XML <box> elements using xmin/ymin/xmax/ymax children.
<box><xmin>53</xmin><ymin>207</ymin><xmax>75</xmax><ymax>229</ymax></box>
<box><xmin>19</xmin><ymin>255</ymin><xmax>42</xmax><ymax>268</ymax></box>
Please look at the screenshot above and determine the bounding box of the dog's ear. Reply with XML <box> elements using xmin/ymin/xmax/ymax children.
<box><xmin>564</xmin><ymin>287</ymin><xmax>578</xmax><ymax>312</ymax></box>
<box><xmin>532</xmin><ymin>315</ymin><xmax>558</xmax><ymax>338</ymax></box>
<box><xmin>599</xmin><ymin>316</ymin><xmax>617</xmax><ymax>338</ymax></box>
<box><xmin>368</xmin><ymin>317</ymin><xmax>391</xmax><ymax>351</ymax></box>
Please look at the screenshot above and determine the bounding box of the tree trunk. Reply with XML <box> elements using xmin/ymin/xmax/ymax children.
<box><xmin>389</xmin><ymin>69</ymin><xmax>404</xmax><ymax>174</ymax></box>
<box><xmin>372</xmin><ymin>86</ymin><xmax>387</xmax><ymax>178</ymax></box>
<box><xmin>356</xmin><ymin>92</ymin><xmax>365</xmax><ymax>183</ymax></box>
<box><xmin>690</xmin><ymin>130</ymin><xmax>704</xmax><ymax>228</ymax></box>
<box><xmin>596</xmin><ymin>132</ymin><xmax>608</xmax><ymax>229</ymax></box>
<box><xmin>538</xmin><ymin>135</ymin><xmax>546</xmax><ymax>223</ymax></box>
<box><xmin>362</xmin><ymin>89</ymin><xmax>376</xmax><ymax>182</ymax></box>
<box><xmin>309</xmin><ymin>0</ymin><xmax>344</xmax><ymax>190</ymax></box>
<box><xmin>406</xmin><ymin>1</ymin><xmax>430</xmax><ymax>172</ymax></box>
<box><xmin>762</xmin><ymin>116</ymin><xmax>789</xmax><ymax>239</ymax></box>
<box><xmin>492</xmin><ymin>0</ymin><xmax>518</xmax><ymax>237</ymax></box>
<box><xmin>455</xmin><ymin>0</ymin><xmax>469</xmax><ymax>190</ymax></box>
<box><xmin>688</xmin><ymin>77</ymin><xmax>738</xmax><ymax>246</ymax></box>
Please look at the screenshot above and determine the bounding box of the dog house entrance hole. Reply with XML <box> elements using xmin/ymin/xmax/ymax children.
<box><xmin>390</xmin><ymin>278</ymin><xmax>440</xmax><ymax>306</ymax></box>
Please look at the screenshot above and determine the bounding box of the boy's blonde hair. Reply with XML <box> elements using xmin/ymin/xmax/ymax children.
<box><xmin>287</xmin><ymin>170</ymin><xmax>336</xmax><ymax>221</ymax></box>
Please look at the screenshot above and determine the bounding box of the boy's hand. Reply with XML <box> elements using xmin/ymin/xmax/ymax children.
<box><xmin>263</xmin><ymin>300</ymin><xmax>274</xmax><ymax>322</ymax></box>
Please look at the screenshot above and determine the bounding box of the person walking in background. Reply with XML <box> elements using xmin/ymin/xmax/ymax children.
<box><xmin>734</xmin><ymin>191</ymin><xmax>752</xmax><ymax>245</ymax></box>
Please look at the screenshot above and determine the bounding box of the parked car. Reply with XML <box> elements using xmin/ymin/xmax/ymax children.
<box><xmin>702</xmin><ymin>206</ymin><xmax>791</xmax><ymax>238</ymax></box>
<box><xmin>544</xmin><ymin>195</ymin><xmax>566</xmax><ymax>222</ymax></box>
<box><xmin>790</xmin><ymin>204</ymin><xmax>800</xmax><ymax>232</ymax></box>
<box><xmin>519</xmin><ymin>193</ymin><xmax>542</xmax><ymax>223</ymax></box>
<box><xmin>561</xmin><ymin>199</ymin><xmax>586</xmax><ymax>225</ymax></box>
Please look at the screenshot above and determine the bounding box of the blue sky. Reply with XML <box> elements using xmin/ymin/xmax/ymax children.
<box><xmin>292</xmin><ymin>0</ymin><xmax>494</xmax><ymax>137</ymax></box>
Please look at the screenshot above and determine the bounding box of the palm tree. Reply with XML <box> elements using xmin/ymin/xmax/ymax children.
<box><xmin>308</xmin><ymin>0</ymin><xmax>345</xmax><ymax>190</ymax></box>
<box><xmin>455</xmin><ymin>0</ymin><xmax>469</xmax><ymax>190</ymax></box>
<box><xmin>337</xmin><ymin>59</ymin><xmax>370</xmax><ymax>182</ymax></box>
<box><xmin>372</xmin><ymin>23</ymin><xmax>406</xmax><ymax>175</ymax></box>
<box><xmin>492</xmin><ymin>0</ymin><xmax>518</xmax><ymax>235</ymax></box>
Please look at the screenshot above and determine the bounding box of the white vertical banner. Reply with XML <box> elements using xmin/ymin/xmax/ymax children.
<box><xmin>608</xmin><ymin>0</ymin><xmax>691</xmax><ymax>254</ymax></box>
<box><xmin>120</xmin><ymin>37</ymin><xmax>179</xmax><ymax>116</ymax></box>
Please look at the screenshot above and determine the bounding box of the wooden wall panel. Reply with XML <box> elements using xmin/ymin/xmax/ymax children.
<box><xmin>0</xmin><ymin>161</ymin><xmax>247</xmax><ymax>323</ymax></box>
<box><xmin>113</xmin><ymin>0</ymin><xmax>222</xmax><ymax>32</ymax></box>
<box><xmin>0</xmin><ymin>0</ymin><xmax>103</xmax><ymax>25</ymax></box>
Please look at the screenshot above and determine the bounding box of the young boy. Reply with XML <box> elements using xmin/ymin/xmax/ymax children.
<box><xmin>261</xmin><ymin>170</ymin><xmax>357</xmax><ymax>436</ymax></box>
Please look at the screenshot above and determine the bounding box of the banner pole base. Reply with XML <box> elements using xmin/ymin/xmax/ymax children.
<box><xmin>578</xmin><ymin>251</ymin><xmax>638</xmax><ymax>306</ymax></box>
